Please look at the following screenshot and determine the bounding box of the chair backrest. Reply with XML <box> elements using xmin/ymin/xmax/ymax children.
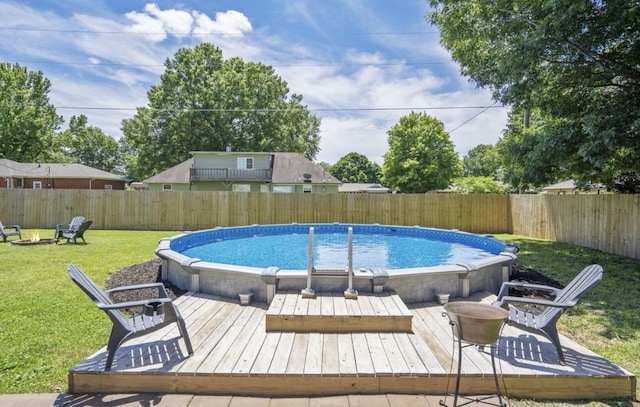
<box><xmin>74</xmin><ymin>220</ymin><xmax>93</xmax><ymax>237</ymax></box>
<box><xmin>0</xmin><ymin>221</ymin><xmax>5</xmax><ymax>233</ymax></box>
<box><xmin>69</xmin><ymin>216</ymin><xmax>86</xmax><ymax>231</ymax></box>
<box><xmin>541</xmin><ymin>264</ymin><xmax>603</xmax><ymax>319</ymax></box>
<box><xmin>68</xmin><ymin>264</ymin><xmax>128</xmax><ymax>327</ymax></box>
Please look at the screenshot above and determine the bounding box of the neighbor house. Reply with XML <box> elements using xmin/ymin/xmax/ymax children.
<box><xmin>541</xmin><ymin>179</ymin><xmax>608</xmax><ymax>195</ymax></box>
<box><xmin>143</xmin><ymin>151</ymin><xmax>342</xmax><ymax>193</ymax></box>
<box><xmin>0</xmin><ymin>158</ymin><xmax>126</xmax><ymax>190</ymax></box>
<box><xmin>338</xmin><ymin>183</ymin><xmax>393</xmax><ymax>194</ymax></box>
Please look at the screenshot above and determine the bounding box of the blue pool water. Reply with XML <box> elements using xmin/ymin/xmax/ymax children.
<box><xmin>176</xmin><ymin>224</ymin><xmax>507</xmax><ymax>271</ymax></box>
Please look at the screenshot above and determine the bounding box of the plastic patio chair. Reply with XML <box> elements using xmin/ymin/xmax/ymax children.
<box><xmin>494</xmin><ymin>264</ymin><xmax>603</xmax><ymax>364</ymax></box>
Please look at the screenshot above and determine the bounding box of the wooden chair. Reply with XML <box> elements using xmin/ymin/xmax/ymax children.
<box><xmin>68</xmin><ymin>264</ymin><xmax>193</xmax><ymax>371</ymax></box>
<box><xmin>494</xmin><ymin>264</ymin><xmax>603</xmax><ymax>364</ymax></box>
<box><xmin>0</xmin><ymin>221</ymin><xmax>22</xmax><ymax>243</ymax></box>
<box><xmin>58</xmin><ymin>220</ymin><xmax>92</xmax><ymax>244</ymax></box>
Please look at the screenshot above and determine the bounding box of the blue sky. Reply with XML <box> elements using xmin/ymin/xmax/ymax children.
<box><xmin>0</xmin><ymin>0</ymin><xmax>509</xmax><ymax>165</ymax></box>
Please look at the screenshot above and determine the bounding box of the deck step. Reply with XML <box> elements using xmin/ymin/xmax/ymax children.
<box><xmin>265</xmin><ymin>290</ymin><xmax>413</xmax><ymax>333</ymax></box>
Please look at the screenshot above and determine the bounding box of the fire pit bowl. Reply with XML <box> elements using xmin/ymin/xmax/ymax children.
<box><xmin>10</xmin><ymin>238</ymin><xmax>57</xmax><ymax>246</ymax></box>
<box><xmin>444</xmin><ymin>301</ymin><xmax>509</xmax><ymax>345</ymax></box>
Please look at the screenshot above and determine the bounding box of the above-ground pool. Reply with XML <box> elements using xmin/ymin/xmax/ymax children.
<box><xmin>156</xmin><ymin>223</ymin><xmax>517</xmax><ymax>304</ymax></box>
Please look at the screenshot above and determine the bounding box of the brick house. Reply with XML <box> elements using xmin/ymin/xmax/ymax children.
<box><xmin>0</xmin><ymin>158</ymin><xmax>126</xmax><ymax>190</ymax></box>
<box><xmin>142</xmin><ymin>151</ymin><xmax>341</xmax><ymax>193</ymax></box>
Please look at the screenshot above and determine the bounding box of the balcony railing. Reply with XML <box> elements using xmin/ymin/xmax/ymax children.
<box><xmin>190</xmin><ymin>168</ymin><xmax>272</xmax><ymax>182</ymax></box>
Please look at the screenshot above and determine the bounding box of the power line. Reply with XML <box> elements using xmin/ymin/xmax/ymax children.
<box><xmin>1</xmin><ymin>59</ymin><xmax>449</xmax><ymax>68</ymax></box>
<box><xmin>448</xmin><ymin>102</ymin><xmax>499</xmax><ymax>134</ymax></box>
<box><xmin>0</xmin><ymin>26</ymin><xmax>439</xmax><ymax>37</ymax></box>
<box><xmin>45</xmin><ymin>105</ymin><xmax>504</xmax><ymax>113</ymax></box>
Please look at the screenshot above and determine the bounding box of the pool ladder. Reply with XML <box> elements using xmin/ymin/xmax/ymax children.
<box><xmin>301</xmin><ymin>227</ymin><xmax>358</xmax><ymax>299</ymax></box>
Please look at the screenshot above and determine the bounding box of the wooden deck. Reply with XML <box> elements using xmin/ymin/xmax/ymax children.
<box><xmin>68</xmin><ymin>291</ymin><xmax>636</xmax><ymax>400</ymax></box>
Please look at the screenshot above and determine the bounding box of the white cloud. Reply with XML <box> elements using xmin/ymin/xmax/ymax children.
<box><xmin>192</xmin><ymin>10</ymin><xmax>252</xmax><ymax>35</ymax></box>
<box><xmin>143</xmin><ymin>3</ymin><xmax>194</xmax><ymax>38</ymax></box>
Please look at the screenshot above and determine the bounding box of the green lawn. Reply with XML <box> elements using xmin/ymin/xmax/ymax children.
<box><xmin>0</xmin><ymin>230</ymin><xmax>638</xmax><ymax>404</ymax></box>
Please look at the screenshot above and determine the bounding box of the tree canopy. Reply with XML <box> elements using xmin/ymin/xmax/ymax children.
<box><xmin>462</xmin><ymin>144</ymin><xmax>501</xmax><ymax>179</ymax></box>
<box><xmin>0</xmin><ymin>63</ymin><xmax>63</xmax><ymax>162</ymax></box>
<box><xmin>382</xmin><ymin>112</ymin><xmax>460</xmax><ymax>193</ymax></box>
<box><xmin>427</xmin><ymin>0</ymin><xmax>640</xmax><ymax>189</ymax></box>
<box><xmin>121</xmin><ymin>43</ymin><xmax>321</xmax><ymax>180</ymax></box>
<box><xmin>330</xmin><ymin>152</ymin><xmax>381</xmax><ymax>183</ymax></box>
<box><xmin>53</xmin><ymin>115</ymin><xmax>122</xmax><ymax>173</ymax></box>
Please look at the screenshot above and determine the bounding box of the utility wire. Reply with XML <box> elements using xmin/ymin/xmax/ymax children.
<box><xmin>448</xmin><ymin>102</ymin><xmax>499</xmax><ymax>134</ymax></box>
<box><xmin>1</xmin><ymin>59</ymin><xmax>449</xmax><ymax>68</ymax></box>
<box><xmin>40</xmin><ymin>105</ymin><xmax>505</xmax><ymax>113</ymax></box>
<box><xmin>0</xmin><ymin>26</ymin><xmax>439</xmax><ymax>37</ymax></box>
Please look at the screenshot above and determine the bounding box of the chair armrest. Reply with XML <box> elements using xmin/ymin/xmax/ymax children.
<box><xmin>496</xmin><ymin>281</ymin><xmax>562</xmax><ymax>301</ymax></box>
<box><xmin>495</xmin><ymin>295</ymin><xmax>577</xmax><ymax>309</ymax></box>
<box><xmin>104</xmin><ymin>282</ymin><xmax>168</xmax><ymax>298</ymax></box>
<box><xmin>96</xmin><ymin>297</ymin><xmax>172</xmax><ymax>310</ymax></box>
<box><xmin>8</xmin><ymin>225</ymin><xmax>21</xmax><ymax>231</ymax></box>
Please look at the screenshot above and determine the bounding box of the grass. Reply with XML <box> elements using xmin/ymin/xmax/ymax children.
<box><xmin>0</xmin><ymin>230</ymin><xmax>638</xmax><ymax>404</ymax></box>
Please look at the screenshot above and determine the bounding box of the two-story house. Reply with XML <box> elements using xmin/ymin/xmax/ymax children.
<box><xmin>142</xmin><ymin>151</ymin><xmax>342</xmax><ymax>193</ymax></box>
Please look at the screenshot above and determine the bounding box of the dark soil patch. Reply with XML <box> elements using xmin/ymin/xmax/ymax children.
<box><xmin>105</xmin><ymin>259</ymin><xmax>564</xmax><ymax>314</ymax></box>
<box><xmin>105</xmin><ymin>258</ymin><xmax>187</xmax><ymax>313</ymax></box>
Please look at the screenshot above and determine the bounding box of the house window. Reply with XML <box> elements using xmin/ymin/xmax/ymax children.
<box><xmin>232</xmin><ymin>184</ymin><xmax>251</xmax><ymax>192</ymax></box>
<box><xmin>104</xmin><ymin>185</ymin><xmax>113</xmax><ymax>190</ymax></box>
<box><xmin>33</xmin><ymin>181</ymin><xmax>42</xmax><ymax>189</ymax></box>
<box><xmin>163</xmin><ymin>184</ymin><xmax>172</xmax><ymax>191</ymax></box>
<box><xmin>237</xmin><ymin>157</ymin><xmax>254</xmax><ymax>169</ymax></box>
<box><xmin>273</xmin><ymin>186</ymin><xmax>293</xmax><ymax>193</ymax></box>
<box><xmin>15</xmin><ymin>178</ymin><xmax>24</xmax><ymax>188</ymax></box>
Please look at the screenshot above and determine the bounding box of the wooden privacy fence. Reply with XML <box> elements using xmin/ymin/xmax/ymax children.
<box><xmin>0</xmin><ymin>189</ymin><xmax>510</xmax><ymax>233</ymax></box>
<box><xmin>1</xmin><ymin>189</ymin><xmax>639</xmax><ymax>259</ymax></box>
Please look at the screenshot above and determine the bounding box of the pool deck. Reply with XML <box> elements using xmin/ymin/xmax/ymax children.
<box><xmin>67</xmin><ymin>291</ymin><xmax>636</xmax><ymax>400</ymax></box>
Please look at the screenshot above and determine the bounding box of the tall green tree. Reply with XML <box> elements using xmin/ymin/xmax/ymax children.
<box><xmin>427</xmin><ymin>0</ymin><xmax>640</xmax><ymax>188</ymax></box>
<box><xmin>382</xmin><ymin>112</ymin><xmax>460</xmax><ymax>193</ymax></box>
<box><xmin>53</xmin><ymin>115</ymin><xmax>122</xmax><ymax>173</ymax></box>
<box><xmin>121</xmin><ymin>43</ymin><xmax>321</xmax><ymax>180</ymax></box>
<box><xmin>331</xmin><ymin>152</ymin><xmax>381</xmax><ymax>183</ymax></box>
<box><xmin>0</xmin><ymin>63</ymin><xmax>63</xmax><ymax>161</ymax></box>
<box><xmin>462</xmin><ymin>144</ymin><xmax>501</xmax><ymax>179</ymax></box>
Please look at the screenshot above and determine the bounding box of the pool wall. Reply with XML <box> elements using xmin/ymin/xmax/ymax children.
<box><xmin>155</xmin><ymin>223</ymin><xmax>517</xmax><ymax>304</ymax></box>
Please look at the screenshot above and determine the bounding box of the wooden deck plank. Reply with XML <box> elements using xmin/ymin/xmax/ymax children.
<box><xmin>307</xmin><ymin>294</ymin><xmax>322</xmax><ymax>315</ymax></box>
<box><xmin>251</xmin><ymin>332</ymin><xmax>281</xmax><ymax>374</ymax></box>
<box><xmin>320</xmin><ymin>291</ymin><xmax>334</xmax><ymax>316</ymax></box>
<box><xmin>269</xmin><ymin>332</ymin><xmax>296</xmax><ymax>374</ymax></box>
<box><xmin>281</xmin><ymin>290</ymin><xmax>299</xmax><ymax>315</ymax></box>
<box><xmin>337</xmin><ymin>334</ymin><xmax>357</xmax><ymax>376</ymax></box>
<box><xmin>231</xmin><ymin>307</ymin><xmax>269</xmax><ymax>375</ymax></box>
<box><xmin>351</xmin><ymin>333</ymin><xmax>375</xmax><ymax>376</ymax></box>
<box><xmin>322</xmin><ymin>333</ymin><xmax>340</xmax><ymax>375</ymax></box>
<box><xmin>345</xmin><ymin>295</ymin><xmax>361</xmax><ymax>316</ymax></box>
<box><xmin>286</xmin><ymin>333</ymin><xmax>309</xmax><ymax>375</ymax></box>
<box><xmin>392</xmin><ymin>333</ymin><xmax>430</xmax><ymax>375</ymax></box>
<box><xmin>333</xmin><ymin>292</ymin><xmax>349</xmax><ymax>316</ymax></box>
<box><xmin>379</xmin><ymin>333</ymin><xmax>410</xmax><ymax>376</ymax></box>
<box><xmin>294</xmin><ymin>293</ymin><xmax>310</xmax><ymax>316</ymax></box>
<box><xmin>304</xmin><ymin>333</ymin><xmax>323</xmax><ymax>375</ymax></box>
<box><xmin>377</xmin><ymin>291</ymin><xmax>402</xmax><ymax>316</ymax></box>
<box><xmin>365</xmin><ymin>333</ymin><xmax>392</xmax><ymax>375</ymax></box>
<box><xmin>355</xmin><ymin>293</ymin><xmax>376</xmax><ymax>316</ymax></box>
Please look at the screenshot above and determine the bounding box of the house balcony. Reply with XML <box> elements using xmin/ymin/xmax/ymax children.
<box><xmin>190</xmin><ymin>168</ymin><xmax>272</xmax><ymax>182</ymax></box>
